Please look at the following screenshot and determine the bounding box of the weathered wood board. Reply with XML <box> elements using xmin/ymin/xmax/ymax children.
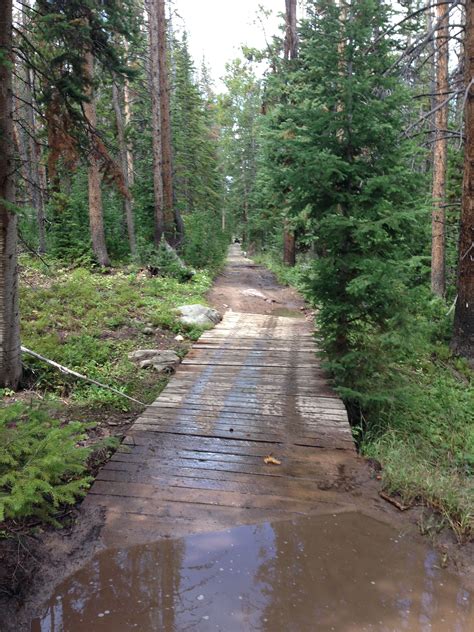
<box><xmin>84</xmin><ymin>291</ymin><xmax>356</xmax><ymax>546</ymax></box>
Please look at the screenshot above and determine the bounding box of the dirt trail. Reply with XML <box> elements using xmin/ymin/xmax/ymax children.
<box><xmin>207</xmin><ymin>245</ymin><xmax>306</xmax><ymax>315</ymax></box>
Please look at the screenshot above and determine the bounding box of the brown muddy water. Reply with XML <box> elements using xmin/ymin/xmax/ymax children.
<box><xmin>271</xmin><ymin>307</ymin><xmax>305</xmax><ymax>318</ymax></box>
<box><xmin>30</xmin><ymin>512</ymin><xmax>472</xmax><ymax>632</ymax></box>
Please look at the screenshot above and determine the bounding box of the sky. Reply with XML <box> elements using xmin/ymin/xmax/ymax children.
<box><xmin>173</xmin><ymin>0</ymin><xmax>284</xmax><ymax>86</ymax></box>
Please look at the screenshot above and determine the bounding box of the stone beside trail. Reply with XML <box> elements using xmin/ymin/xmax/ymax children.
<box><xmin>84</xmin><ymin>246</ymin><xmax>371</xmax><ymax>547</ymax></box>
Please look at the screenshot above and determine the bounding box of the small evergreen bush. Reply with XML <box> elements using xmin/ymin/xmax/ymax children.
<box><xmin>0</xmin><ymin>404</ymin><xmax>94</xmax><ymax>524</ymax></box>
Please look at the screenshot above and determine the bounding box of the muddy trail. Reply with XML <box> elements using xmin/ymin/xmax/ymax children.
<box><xmin>5</xmin><ymin>246</ymin><xmax>474</xmax><ymax>631</ymax></box>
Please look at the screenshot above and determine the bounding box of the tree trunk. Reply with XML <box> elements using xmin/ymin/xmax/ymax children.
<box><xmin>283</xmin><ymin>0</ymin><xmax>297</xmax><ymax>266</ymax></box>
<box><xmin>451</xmin><ymin>0</ymin><xmax>474</xmax><ymax>363</ymax></box>
<box><xmin>20</xmin><ymin>1</ymin><xmax>46</xmax><ymax>252</ymax></box>
<box><xmin>25</xmin><ymin>65</ymin><xmax>47</xmax><ymax>253</ymax></box>
<box><xmin>284</xmin><ymin>0</ymin><xmax>298</xmax><ymax>60</ymax></box>
<box><xmin>83</xmin><ymin>51</ymin><xmax>110</xmax><ymax>267</ymax></box>
<box><xmin>112</xmin><ymin>81</ymin><xmax>137</xmax><ymax>257</ymax></box>
<box><xmin>146</xmin><ymin>0</ymin><xmax>165</xmax><ymax>246</ymax></box>
<box><xmin>283</xmin><ymin>226</ymin><xmax>296</xmax><ymax>267</ymax></box>
<box><xmin>123</xmin><ymin>40</ymin><xmax>135</xmax><ymax>188</ymax></box>
<box><xmin>0</xmin><ymin>0</ymin><xmax>22</xmax><ymax>389</ymax></box>
<box><xmin>157</xmin><ymin>0</ymin><xmax>184</xmax><ymax>246</ymax></box>
<box><xmin>431</xmin><ymin>0</ymin><xmax>449</xmax><ymax>296</ymax></box>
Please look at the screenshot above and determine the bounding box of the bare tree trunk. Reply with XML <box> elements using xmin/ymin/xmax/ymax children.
<box><xmin>284</xmin><ymin>0</ymin><xmax>298</xmax><ymax>60</ymax></box>
<box><xmin>0</xmin><ymin>0</ymin><xmax>22</xmax><ymax>389</ymax></box>
<box><xmin>146</xmin><ymin>0</ymin><xmax>165</xmax><ymax>246</ymax></box>
<box><xmin>123</xmin><ymin>61</ymin><xmax>135</xmax><ymax>188</ymax></box>
<box><xmin>112</xmin><ymin>81</ymin><xmax>137</xmax><ymax>257</ymax></box>
<box><xmin>25</xmin><ymin>65</ymin><xmax>47</xmax><ymax>253</ymax></box>
<box><xmin>84</xmin><ymin>51</ymin><xmax>110</xmax><ymax>267</ymax></box>
<box><xmin>157</xmin><ymin>0</ymin><xmax>184</xmax><ymax>246</ymax></box>
<box><xmin>20</xmin><ymin>1</ymin><xmax>46</xmax><ymax>252</ymax></box>
<box><xmin>283</xmin><ymin>229</ymin><xmax>296</xmax><ymax>267</ymax></box>
<box><xmin>431</xmin><ymin>0</ymin><xmax>449</xmax><ymax>296</ymax></box>
<box><xmin>12</xmin><ymin>112</ymin><xmax>32</xmax><ymax>197</ymax></box>
<box><xmin>451</xmin><ymin>0</ymin><xmax>474</xmax><ymax>363</ymax></box>
<box><xmin>283</xmin><ymin>0</ymin><xmax>298</xmax><ymax>266</ymax></box>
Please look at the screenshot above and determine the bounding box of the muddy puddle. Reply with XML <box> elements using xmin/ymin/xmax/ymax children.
<box><xmin>30</xmin><ymin>512</ymin><xmax>472</xmax><ymax>631</ymax></box>
<box><xmin>271</xmin><ymin>307</ymin><xmax>305</xmax><ymax>318</ymax></box>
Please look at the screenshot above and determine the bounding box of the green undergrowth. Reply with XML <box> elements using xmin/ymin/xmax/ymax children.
<box><xmin>0</xmin><ymin>403</ymin><xmax>116</xmax><ymax>524</ymax></box>
<box><xmin>256</xmin><ymin>251</ymin><xmax>473</xmax><ymax>540</ymax></box>
<box><xmin>361</xmin><ymin>351</ymin><xmax>473</xmax><ymax>540</ymax></box>
<box><xmin>0</xmin><ymin>255</ymin><xmax>217</xmax><ymax>529</ymax></box>
<box><xmin>19</xmin><ymin>255</ymin><xmax>214</xmax><ymax>407</ymax></box>
<box><xmin>253</xmin><ymin>251</ymin><xmax>307</xmax><ymax>288</ymax></box>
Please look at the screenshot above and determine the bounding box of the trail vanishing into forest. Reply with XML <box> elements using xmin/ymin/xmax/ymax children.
<box><xmin>1</xmin><ymin>0</ymin><xmax>474</xmax><ymax>629</ymax></box>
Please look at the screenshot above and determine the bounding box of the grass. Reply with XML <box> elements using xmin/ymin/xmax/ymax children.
<box><xmin>256</xmin><ymin>250</ymin><xmax>473</xmax><ymax>540</ymax></box>
<box><xmin>0</xmin><ymin>254</ymin><xmax>216</xmax><ymax>531</ymax></box>
<box><xmin>362</xmin><ymin>351</ymin><xmax>473</xmax><ymax>540</ymax></box>
<box><xmin>18</xmin><ymin>255</ymin><xmax>214</xmax><ymax>409</ymax></box>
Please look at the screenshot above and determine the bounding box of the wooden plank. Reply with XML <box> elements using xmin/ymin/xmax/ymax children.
<box><xmin>85</xmin><ymin>302</ymin><xmax>356</xmax><ymax>545</ymax></box>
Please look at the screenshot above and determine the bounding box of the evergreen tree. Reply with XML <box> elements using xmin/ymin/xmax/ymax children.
<box><xmin>217</xmin><ymin>59</ymin><xmax>262</xmax><ymax>245</ymax></box>
<box><xmin>262</xmin><ymin>0</ymin><xmax>426</xmax><ymax>407</ymax></box>
<box><xmin>171</xmin><ymin>35</ymin><xmax>226</xmax><ymax>267</ymax></box>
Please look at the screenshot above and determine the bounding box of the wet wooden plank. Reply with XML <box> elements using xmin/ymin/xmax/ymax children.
<box><xmin>85</xmin><ymin>303</ymin><xmax>356</xmax><ymax>546</ymax></box>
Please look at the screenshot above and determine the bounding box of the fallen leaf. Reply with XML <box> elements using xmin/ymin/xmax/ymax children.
<box><xmin>264</xmin><ymin>455</ymin><xmax>281</xmax><ymax>466</ymax></box>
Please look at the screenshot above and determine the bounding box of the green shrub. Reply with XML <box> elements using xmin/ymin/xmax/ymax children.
<box><xmin>0</xmin><ymin>404</ymin><xmax>94</xmax><ymax>524</ymax></box>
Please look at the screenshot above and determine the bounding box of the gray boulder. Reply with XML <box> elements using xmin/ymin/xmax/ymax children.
<box><xmin>128</xmin><ymin>349</ymin><xmax>180</xmax><ymax>373</ymax></box>
<box><xmin>177</xmin><ymin>304</ymin><xmax>222</xmax><ymax>327</ymax></box>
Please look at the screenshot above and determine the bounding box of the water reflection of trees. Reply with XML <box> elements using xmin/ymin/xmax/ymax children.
<box><xmin>37</xmin><ymin>538</ymin><xmax>185</xmax><ymax>632</ymax></box>
<box><xmin>254</xmin><ymin>514</ymin><xmax>472</xmax><ymax>632</ymax></box>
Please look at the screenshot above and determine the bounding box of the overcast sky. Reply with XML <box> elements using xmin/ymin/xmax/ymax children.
<box><xmin>173</xmin><ymin>0</ymin><xmax>284</xmax><ymax>85</ymax></box>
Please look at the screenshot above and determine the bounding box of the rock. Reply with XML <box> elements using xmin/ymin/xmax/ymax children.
<box><xmin>129</xmin><ymin>349</ymin><xmax>181</xmax><ymax>373</ymax></box>
<box><xmin>177</xmin><ymin>304</ymin><xmax>222</xmax><ymax>327</ymax></box>
<box><xmin>128</xmin><ymin>349</ymin><xmax>161</xmax><ymax>362</ymax></box>
<box><xmin>143</xmin><ymin>327</ymin><xmax>155</xmax><ymax>335</ymax></box>
<box><xmin>174</xmin><ymin>334</ymin><xmax>185</xmax><ymax>342</ymax></box>
<box><xmin>242</xmin><ymin>288</ymin><xmax>267</xmax><ymax>300</ymax></box>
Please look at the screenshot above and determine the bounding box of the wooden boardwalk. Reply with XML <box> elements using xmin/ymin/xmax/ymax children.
<box><xmin>85</xmin><ymin>277</ymin><xmax>357</xmax><ymax>546</ymax></box>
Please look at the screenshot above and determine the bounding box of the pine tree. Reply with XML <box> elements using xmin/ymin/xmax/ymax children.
<box><xmin>217</xmin><ymin>59</ymin><xmax>261</xmax><ymax>245</ymax></box>
<box><xmin>262</xmin><ymin>0</ymin><xmax>424</xmax><ymax>396</ymax></box>
<box><xmin>171</xmin><ymin>36</ymin><xmax>225</xmax><ymax>267</ymax></box>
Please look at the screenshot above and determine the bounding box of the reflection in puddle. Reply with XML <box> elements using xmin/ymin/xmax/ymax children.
<box><xmin>31</xmin><ymin>512</ymin><xmax>472</xmax><ymax>631</ymax></box>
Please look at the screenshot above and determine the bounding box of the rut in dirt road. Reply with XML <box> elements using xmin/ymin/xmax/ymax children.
<box><xmin>83</xmin><ymin>246</ymin><xmax>368</xmax><ymax>546</ymax></box>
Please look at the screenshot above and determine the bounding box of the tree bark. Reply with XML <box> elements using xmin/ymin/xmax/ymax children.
<box><xmin>157</xmin><ymin>0</ymin><xmax>184</xmax><ymax>246</ymax></box>
<box><xmin>283</xmin><ymin>0</ymin><xmax>298</xmax><ymax>266</ymax></box>
<box><xmin>431</xmin><ymin>0</ymin><xmax>449</xmax><ymax>296</ymax></box>
<box><xmin>124</xmin><ymin>65</ymin><xmax>135</xmax><ymax>188</ymax></box>
<box><xmin>20</xmin><ymin>1</ymin><xmax>46</xmax><ymax>252</ymax></box>
<box><xmin>283</xmin><ymin>227</ymin><xmax>296</xmax><ymax>267</ymax></box>
<box><xmin>146</xmin><ymin>0</ymin><xmax>165</xmax><ymax>246</ymax></box>
<box><xmin>83</xmin><ymin>51</ymin><xmax>110</xmax><ymax>267</ymax></box>
<box><xmin>451</xmin><ymin>0</ymin><xmax>474</xmax><ymax>363</ymax></box>
<box><xmin>25</xmin><ymin>65</ymin><xmax>47</xmax><ymax>253</ymax></box>
<box><xmin>112</xmin><ymin>81</ymin><xmax>137</xmax><ymax>257</ymax></box>
<box><xmin>0</xmin><ymin>0</ymin><xmax>22</xmax><ymax>389</ymax></box>
<box><xmin>284</xmin><ymin>0</ymin><xmax>298</xmax><ymax>60</ymax></box>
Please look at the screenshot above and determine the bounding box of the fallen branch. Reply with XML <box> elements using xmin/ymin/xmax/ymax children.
<box><xmin>379</xmin><ymin>490</ymin><xmax>411</xmax><ymax>511</ymax></box>
<box><xmin>21</xmin><ymin>346</ymin><xmax>146</xmax><ymax>406</ymax></box>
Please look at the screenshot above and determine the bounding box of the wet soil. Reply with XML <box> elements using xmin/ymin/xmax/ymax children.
<box><xmin>207</xmin><ymin>248</ymin><xmax>309</xmax><ymax>317</ymax></box>
<box><xmin>3</xmin><ymin>247</ymin><xmax>473</xmax><ymax>630</ymax></box>
<box><xmin>30</xmin><ymin>512</ymin><xmax>473</xmax><ymax>632</ymax></box>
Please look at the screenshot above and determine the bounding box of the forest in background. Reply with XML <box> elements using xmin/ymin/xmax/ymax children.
<box><xmin>0</xmin><ymin>0</ymin><xmax>472</xmax><ymax>570</ymax></box>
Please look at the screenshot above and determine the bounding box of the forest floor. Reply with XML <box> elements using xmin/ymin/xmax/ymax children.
<box><xmin>2</xmin><ymin>249</ymin><xmax>474</xmax><ymax>630</ymax></box>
